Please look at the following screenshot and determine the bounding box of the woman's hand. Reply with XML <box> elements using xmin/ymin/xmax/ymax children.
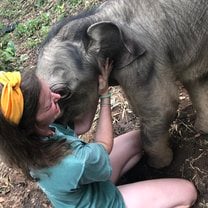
<box><xmin>96</xmin><ymin>58</ymin><xmax>114</xmax><ymax>153</ymax></box>
<box><xmin>98</xmin><ymin>58</ymin><xmax>113</xmax><ymax>95</ymax></box>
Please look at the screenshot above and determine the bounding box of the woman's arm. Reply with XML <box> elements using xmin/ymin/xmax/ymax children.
<box><xmin>95</xmin><ymin>59</ymin><xmax>113</xmax><ymax>154</ymax></box>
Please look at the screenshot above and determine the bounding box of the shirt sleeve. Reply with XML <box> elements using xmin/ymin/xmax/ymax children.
<box><xmin>74</xmin><ymin>142</ymin><xmax>112</xmax><ymax>185</ymax></box>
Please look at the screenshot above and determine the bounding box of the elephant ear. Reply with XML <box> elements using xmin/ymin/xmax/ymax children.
<box><xmin>86</xmin><ymin>21</ymin><xmax>145</xmax><ymax>69</ymax></box>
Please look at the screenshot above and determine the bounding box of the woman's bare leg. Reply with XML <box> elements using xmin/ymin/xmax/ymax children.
<box><xmin>118</xmin><ymin>178</ymin><xmax>197</xmax><ymax>208</ymax></box>
<box><xmin>109</xmin><ymin>130</ymin><xmax>143</xmax><ymax>183</ymax></box>
<box><xmin>110</xmin><ymin>130</ymin><xmax>197</xmax><ymax>207</ymax></box>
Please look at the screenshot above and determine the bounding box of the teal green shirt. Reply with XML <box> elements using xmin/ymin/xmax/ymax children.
<box><xmin>30</xmin><ymin>123</ymin><xmax>125</xmax><ymax>208</ymax></box>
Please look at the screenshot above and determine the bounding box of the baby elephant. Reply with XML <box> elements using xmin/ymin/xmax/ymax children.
<box><xmin>36</xmin><ymin>0</ymin><xmax>208</xmax><ymax>168</ymax></box>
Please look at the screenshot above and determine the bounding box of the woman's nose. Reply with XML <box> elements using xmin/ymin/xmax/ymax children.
<box><xmin>52</xmin><ymin>92</ymin><xmax>61</xmax><ymax>101</ymax></box>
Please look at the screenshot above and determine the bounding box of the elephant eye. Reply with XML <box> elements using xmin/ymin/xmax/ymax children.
<box><xmin>50</xmin><ymin>83</ymin><xmax>72</xmax><ymax>101</ymax></box>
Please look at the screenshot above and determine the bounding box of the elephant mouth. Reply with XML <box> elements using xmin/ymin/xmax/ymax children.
<box><xmin>50</xmin><ymin>83</ymin><xmax>72</xmax><ymax>105</ymax></box>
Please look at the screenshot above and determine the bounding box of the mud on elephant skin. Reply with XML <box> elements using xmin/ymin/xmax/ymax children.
<box><xmin>36</xmin><ymin>0</ymin><xmax>208</xmax><ymax>169</ymax></box>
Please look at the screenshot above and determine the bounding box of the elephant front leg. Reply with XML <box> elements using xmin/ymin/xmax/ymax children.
<box><xmin>139</xmin><ymin>94</ymin><xmax>178</xmax><ymax>168</ymax></box>
<box><xmin>127</xmin><ymin>79</ymin><xmax>178</xmax><ymax>168</ymax></box>
<box><xmin>115</xmin><ymin>61</ymin><xmax>179</xmax><ymax>168</ymax></box>
<box><xmin>141</xmin><ymin>123</ymin><xmax>173</xmax><ymax>168</ymax></box>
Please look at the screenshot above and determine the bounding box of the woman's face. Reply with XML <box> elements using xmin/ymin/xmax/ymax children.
<box><xmin>36</xmin><ymin>79</ymin><xmax>61</xmax><ymax>129</ymax></box>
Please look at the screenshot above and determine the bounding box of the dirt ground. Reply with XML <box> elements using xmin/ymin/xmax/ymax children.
<box><xmin>0</xmin><ymin>85</ymin><xmax>208</xmax><ymax>208</ymax></box>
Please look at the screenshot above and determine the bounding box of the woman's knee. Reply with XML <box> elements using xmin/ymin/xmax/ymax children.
<box><xmin>182</xmin><ymin>180</ymin><xmax>198</xmax><ymax>207</ymax></box>
<box><xmin>170</xmin><ymin>179</ymin><xmax>197</xmax><ymax>207</ymax></box>
<box><xmin>118</xmin><ymin>179</ymin><xmax>197</xmax><ymax>208</ymax></box>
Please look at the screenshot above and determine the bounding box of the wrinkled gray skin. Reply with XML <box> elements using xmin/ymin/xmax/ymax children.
<box><xmin>36</xmin><ymin>0</ymin><xmax>208</xmax><ymax>168</ymax></box>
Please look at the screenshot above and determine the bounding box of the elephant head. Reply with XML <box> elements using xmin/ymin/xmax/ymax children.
<box><xmin>36</xmin><ymin>21</ymin><xmax>145</xmax><ymax>134</ymax></box>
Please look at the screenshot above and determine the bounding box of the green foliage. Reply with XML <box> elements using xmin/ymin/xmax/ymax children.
<box><xmin>14</xmin><ymin>13</ymin><xmax>50</xmax><ymax>39</ymax></box>
<box><xmin>0</xmin><ymin>40</ymin><xmax>17</xmax><ymax>71</ymax></box>
<box><xmin>70</xmin><ymin>0</ymin><xmax>83</xmax><ymax>7</ymax></box>
<box><xmin>0</xmin><ymin>0</ymin><xmax>99</xmax><ymax>71</ymax></box>
<box><xmin>34</xmin><ymin>0</ymin><xmax>46</xmax><ymax>8</ymax></box>
<box><xmin>0</xmin><ymin>23</ymin><xmax>4</xmax><ymax>31</ymax></box>
<box><xmin>0</xmin><ymin>0</ymin><xmax>25</xmax><ymax>20</ymax></box>
<box><xmin>0</xmin><ymin>35</ymin><xmax>28</xmax><ymax>71</ymax></box>
<box><xmin>1</xmin><ymin>41</ymin><xmax>16</xmax><ymax>61</ymax></box>
<box><xmin>54</xmin><ymin>3</ymin><xmax>66</xmax><ymax>15</ymax></box>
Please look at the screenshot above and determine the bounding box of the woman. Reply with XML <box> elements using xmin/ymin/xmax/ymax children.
<box><xmin>0</xmin><ymin>60</ymin><xmax>197</xmax><ymax>207</ymax></box>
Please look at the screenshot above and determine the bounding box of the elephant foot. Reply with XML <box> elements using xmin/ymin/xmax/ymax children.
<box><xmin>146</xmin><ymin>146</ymin><xmax>173</xmax><ymax>169</ymax></box>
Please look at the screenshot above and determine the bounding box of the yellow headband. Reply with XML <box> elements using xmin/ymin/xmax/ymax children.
<box><xmin>0</xmin><ymin>71</ymin><xmax>24</xmax><ymax>124</ymax></box>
